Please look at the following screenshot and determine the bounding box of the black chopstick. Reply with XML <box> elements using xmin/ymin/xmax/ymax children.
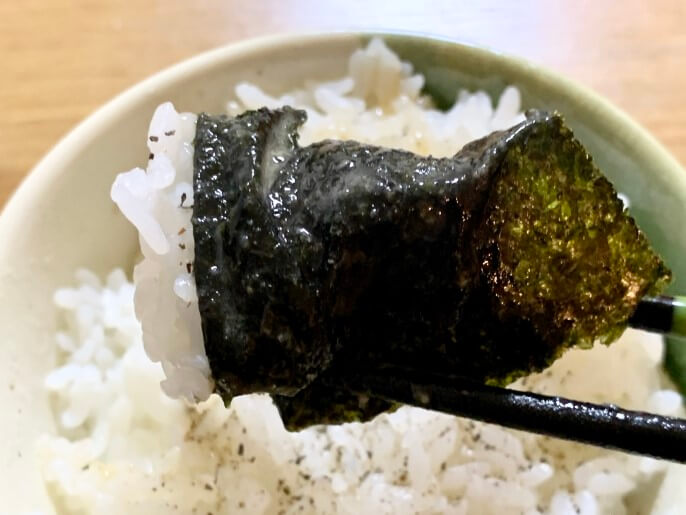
<box><xmin>345</xmin><ymin>369</ymin><xmax>686</xmax><ymax>463</ymax></box>
<box><xmin>630</xmin><ymin>295</ymin><xmax>686</xmax><ymax>338</ymax></box>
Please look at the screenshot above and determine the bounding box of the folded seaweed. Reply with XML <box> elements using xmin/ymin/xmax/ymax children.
<box><xmin>192</xmin><ymin>107</ymin><xmax>670</xmax><ymax>429</ymax></box>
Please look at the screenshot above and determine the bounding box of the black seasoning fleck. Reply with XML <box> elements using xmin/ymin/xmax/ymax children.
<box><xmin>179</xmin><ymin>243</ymin><xmax>186</xmax><ymax>250</ymax></box>
<box><xmin>237</xmin><ymin>443</ymin><xmax>244</xmax><ymax>456</ymax></box>
<box><xmin>440</xmin><ymin>462</ymin><xmax>446</xmax><ymax>472</ymax></box>
<box><xmin>186</xmin><ymin>263</ymin><xmax>192</xmax><ymax>274</ymax></box>
<box><xmin>165</xmin><ymin>130</ymin><xmax>176</xmax><ymax>136</ymax></box>
<box><xmin>204</xmin><ymin>483</ymin><xmax>213</xmax><ymax>491</ymax></box>
<box><xmin>149</xmin><ymin>153</ymin><xmax>155</xmax><ymax>160</ymax></box>
<box><xmin>149</xmin><ymin>135</ymin><xmax>159</xmax><ymax>142</ymax></box>
<box><xmin>192</xmin><ymin>107</ymin><xmax>670</xmax><ymax>429</ymax></box>
<box><xmin>239</xmin><ymin>502</ymin><xmax>245</xmax><ymax>509</ymax></box>
<box><xmin>81</xmin><ymin>464</ymin><xmax>90</xmax><ymax>471</ymax></box>
<box><xmin>180</xmin><ymin>192</ymin><xmax>187</xmax><ymax>207</ymax></box>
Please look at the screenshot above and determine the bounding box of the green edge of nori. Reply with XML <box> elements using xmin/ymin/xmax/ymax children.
<box><xmin>472</xmin><ymin>115</ymin><xmax>671</xmax><ymax>390</ymax></box>
<box><xmin>481</xmin><ymin>116</ymin><xmax>671</xmax><ymax>355</ymax></box>
<box><xmin>192</xmin><ymin>108</ymin><xmax>671</xmax><ymax>430</ymax></box>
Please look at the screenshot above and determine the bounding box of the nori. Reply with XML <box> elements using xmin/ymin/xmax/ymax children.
<box><xmin>192</xmin><ymin>107</ymin><xmax>671</xmax><ymax>429</ymax></box>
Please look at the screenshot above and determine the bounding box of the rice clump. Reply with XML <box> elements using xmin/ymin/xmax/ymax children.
<box><xmin>39</xmin><ymin>38</ymin><xmax>685</xmax><ymax>514</ymax></box>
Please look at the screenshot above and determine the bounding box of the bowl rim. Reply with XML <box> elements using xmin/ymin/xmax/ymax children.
<box><xmin>2</xmin><ymin>30</ymin><xmax>685</xmax><ymax>227</ymax></box>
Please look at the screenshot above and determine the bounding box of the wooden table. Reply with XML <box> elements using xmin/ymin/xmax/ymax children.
<box><xmin>2</xmin><ymin>0</ymin><xmax>686</xmax><ymax>207</ymax></box>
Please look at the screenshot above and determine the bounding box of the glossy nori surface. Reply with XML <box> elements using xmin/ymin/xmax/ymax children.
<box><xmin>192</xmin><ymin>107</ymin><xmax>670</xmax><ymax>429</ymax></box>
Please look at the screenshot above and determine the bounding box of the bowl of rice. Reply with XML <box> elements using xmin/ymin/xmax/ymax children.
<box><xmin>2</xmin><ymin>32</ymin><xmax>686</xmax><ymax>514</ymax></box>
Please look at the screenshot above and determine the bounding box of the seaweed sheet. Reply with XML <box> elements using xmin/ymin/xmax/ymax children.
<box><xmin>192</xmin><ymin>107</ymin><xmax>670</xmax><ymax>429</ymax></box>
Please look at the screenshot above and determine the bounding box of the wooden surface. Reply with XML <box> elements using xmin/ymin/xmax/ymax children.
<box><xmin>2</xmin><ymin>0</ymin><xmax>686</xmax><ymax>207</ymax></box>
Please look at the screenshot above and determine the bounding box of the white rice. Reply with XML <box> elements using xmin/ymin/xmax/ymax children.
<box><xmin>39</xmin><ymin>38</ymin><xmax>685</xmax><ymax>514</ymax></box>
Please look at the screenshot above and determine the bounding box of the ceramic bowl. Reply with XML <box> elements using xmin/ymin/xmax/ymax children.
<box><xmin>2</xmin><ymin>32</ymin><xmax>685</xmax><ymax>512</ymax></box>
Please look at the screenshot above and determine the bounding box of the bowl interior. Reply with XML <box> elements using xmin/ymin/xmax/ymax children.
<box><xmin>2</xmin><ymin>32</ymin><xmax>685</xmax><ymax>512</ymax></box>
